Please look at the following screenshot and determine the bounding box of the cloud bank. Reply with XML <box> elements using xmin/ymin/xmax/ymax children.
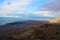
<box><xmin>0</xmin><ymin>0</ymin><xmax>60</xmax><ymax>20</ymax></box>
<box><xmin>42</xmin><ymin>0</ymin><xmax>60</xmax><ymax>18</ymax></box>
<box><xmin>43</xmin><ymin>0</ymin><xmax>60</xmax><ymax>11</ymax></box>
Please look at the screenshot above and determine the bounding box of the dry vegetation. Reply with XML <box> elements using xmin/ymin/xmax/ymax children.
<box><xmin>0</xmin><ymin>21</ymin><xmax>60</xmax><ymax>40</ymax></box>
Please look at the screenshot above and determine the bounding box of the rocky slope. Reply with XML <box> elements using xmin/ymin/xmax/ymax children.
<box><xmin>0</xmin><ymin>20</ymin><xmax>60</xmax><ymax>40</ymax></box>
<box><xmin>49</xmin><ymin>18</ymin><xmax>60</xmax><ymax>23</ymax></box>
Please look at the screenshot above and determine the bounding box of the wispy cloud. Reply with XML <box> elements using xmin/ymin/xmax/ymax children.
<box><xmin>0</xmin><ymin>0</ymin><xmax>59</xmax><ymax>20</ymax></box>
<box><xmin>0</xmin><ymin>0</ymin><xmax>53</xmax><ymax>18</ymax></box>
<box><xmin>41</xmin><ymin>0</ymin><xmax>60</xmax><ymax>18</ymax></box>
<box><xmin>43</xmin><ymin>0</ymin><xmax>60</xmax><ymax>11</ymax></box>
<box><xmin>0</xmin><ymin>0</ymin><xmax>33</xmax><ymax>15</ymax></box>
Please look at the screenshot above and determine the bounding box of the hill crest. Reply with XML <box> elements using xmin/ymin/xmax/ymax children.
<box><xmin>49</xmin><ymin>18</ymin><xmax>60</xmax><ymax>23</ymax></box>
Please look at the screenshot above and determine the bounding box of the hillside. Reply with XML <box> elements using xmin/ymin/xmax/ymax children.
<box><xmin>49</xmin><ymin>18</ymin><xmax>60</xmax><ymax>23</ymax></box>
<box><xmin>0</xmin><ymin>20</ymin><xmax>60</xmax><ymax>40</ymax></box>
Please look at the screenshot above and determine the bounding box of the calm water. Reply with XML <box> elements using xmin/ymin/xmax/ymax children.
<box><xmin>0</xmin><ymin>17</ymin><xmax>53</xmax><ymax>25</ymax></box>
<box><xmin>0</xmin><ymin>17</ymin><xmax>27</xmax><ymax>25</ymax></box>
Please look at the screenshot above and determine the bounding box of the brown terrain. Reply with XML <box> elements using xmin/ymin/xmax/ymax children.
<box><xmin>0</xmin><ymin>18</ymin><xmax>60</xmax><ymax>40</ymax></box>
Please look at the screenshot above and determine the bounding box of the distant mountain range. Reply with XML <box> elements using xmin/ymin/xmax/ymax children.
<box><xmin>0</xmin><ymin>17</ymin><xmax>60</xmax><ymax>25</ymax></box>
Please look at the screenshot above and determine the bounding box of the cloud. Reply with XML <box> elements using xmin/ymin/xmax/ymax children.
<box><xmin>0</xmin><ymin>0</ymin><xmax>54</xmax><ymax>18</ymax></box>
<box><xmin>41</xmin><ymin>0</ymin><xmax>60</xmax><ymax>18</ymax></box>
<box><xmin>43</xmin><ymin>0</ymin><xmax>60</xmax><ymax>11</ymax></box>
<box><xmin>33</xmin><ymin>11</ymin><xmax>52</xmax><ymax>17</ymax></box>
<box><xmin>0</xmin><ymin>0</ymin><xmax>33</xmax><ymax>15</ymax></box>
<box><xmin>0</xmin><ymin>10</ymin><xmax>54</xmax><ymax>18</ymax></box>
<box><xmin>0</xmin><ymin>0</ymin><xmax>59</xmax><ymax>19</ymax></box>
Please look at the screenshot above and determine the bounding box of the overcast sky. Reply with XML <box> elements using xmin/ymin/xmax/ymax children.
<box><xmin>0</xmin><ymin>0</ymin><xmax>60</xmax><ymax>20</ymax></box>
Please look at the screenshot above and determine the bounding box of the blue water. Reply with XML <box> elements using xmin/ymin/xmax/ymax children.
<box><xmin>0</xmin><ymin>17</ymin><xmax>54</xmax><ymax>25</ymax></box>
<box><xmin>0</xmin><ymin>17</ymin><xmax>28</xmax><ymax>25</ymax></box>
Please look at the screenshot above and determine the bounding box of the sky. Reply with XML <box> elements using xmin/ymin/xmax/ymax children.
<box><xmin>0</xmin><ymin>0</ymin><xmax>60</xmax><ymax>20</ymax></box>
